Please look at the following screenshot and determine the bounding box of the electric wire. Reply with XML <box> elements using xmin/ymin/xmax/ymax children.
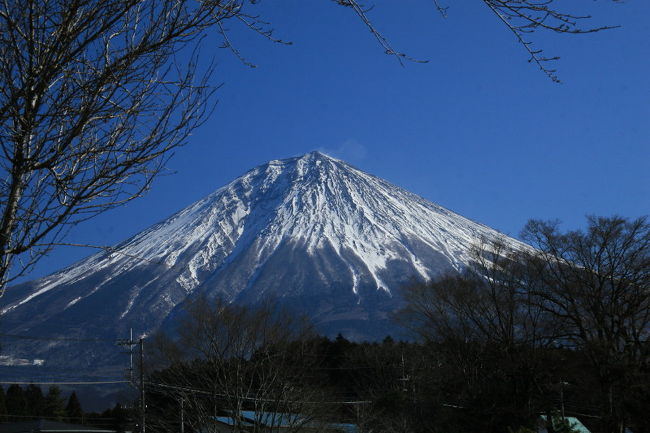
<box><xmin>0</xmin><ymin>380</ymin><xmax>131</xmax><ymax>385</ymax></box>
<box><xmin>145</xmin><ymin>381</ymin><xmax>372</xmax><ymax>405</ymax></box>
<box><xmin>0</xmin><ymin>332</ymin><xmax>119</xmax><ymax>343</ymax></box>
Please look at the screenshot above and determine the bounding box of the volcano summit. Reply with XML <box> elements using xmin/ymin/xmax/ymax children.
<box><xmin>1</xmin><ymin>151</ymin><xmax>526</xmax><ymax>369</ymax></box>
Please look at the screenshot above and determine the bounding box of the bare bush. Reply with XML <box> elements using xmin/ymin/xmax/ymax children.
<box><xmin>145</xmin><ymin>296</ymin><xmax>329</xmax><ymax>432</ymax></box>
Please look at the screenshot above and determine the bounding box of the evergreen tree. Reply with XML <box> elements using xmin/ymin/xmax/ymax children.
<box><xmin>5</xmin><ymin>384</ymin><xmax>26</xmax><ymax>421</ymax></box>
<box><xmin>24</xmin><ymin>384</ymin><xmax>45</xmax><ymax>417</ymax></box>
<box><xmin>0</xmin><ymin>386</ymin><xmax>7</xmax><ymax>421</ymax></box>
<box><xmin>65</xmin><ymin>391</ymin><xmax>83</xmax><ymax>423</ymax></box>
<box><xmin>44</xmin><ymin>385</ymin><xmax>66</xmax><ymax>421</ymax></box>
<box><xmin>102</xmin><ymin>404</ymin><xmax>131</xmax><ymax>433</ymax></box>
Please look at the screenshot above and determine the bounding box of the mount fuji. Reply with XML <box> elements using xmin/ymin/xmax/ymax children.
<box><xmin>1</xmin><ymin>151</ymin><xmax>528</xmax><ymax>372</ymax></box>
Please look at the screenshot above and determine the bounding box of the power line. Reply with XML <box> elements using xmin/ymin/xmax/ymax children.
<box><xmin>0</xmin><ymin>380</ymin><xmax>130</xmax><ymax>385</ymax></box>
<box><xmin>0</xmin><ymin>414</ymin><xmax>129</xmax><ymax>422</ymax></box>
<box><xmin>0</xmin><ymin>332</ymin><xmax>118</xmax><ymax>343</ymax></box>
<box><xmin>0</xmin><ymin>330</ymin><xmax>137</xmax><ymax>386</ymax></box>
<box><xmin>146</xmin><ymin>381</ymin><xmax>371</xmax><ymax>405</ymax></box>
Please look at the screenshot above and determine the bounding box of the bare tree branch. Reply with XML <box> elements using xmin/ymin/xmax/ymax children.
<box><xmin>0</xmin><ymin>0</ymin><xmax>267</xmax><ymax>295</ymax></box>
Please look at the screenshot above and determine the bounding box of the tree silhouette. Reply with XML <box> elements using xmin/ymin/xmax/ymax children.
<box><xmin>44</xmin><ymin>385</ymin><xmax>66</xmax><ymax>421</ymax></box>
<box><xmin>65</xmin><ymin>391</ymin><xmax>83</xmax><ymax>423</ymax></box>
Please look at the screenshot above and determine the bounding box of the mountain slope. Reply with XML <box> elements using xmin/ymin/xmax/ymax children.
<box><xmin>0</xmin><ymin>151</ymin><xmax>528</xmax><ymax>371</ymax></box>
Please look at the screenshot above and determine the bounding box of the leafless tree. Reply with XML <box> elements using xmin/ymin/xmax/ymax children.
<box><xmin>145</xmin><ymin>296</ymin><xmax>332</xmax><ymax>433</ymax></box>
<box><xmin>399</xmin><ymin>217</ymin><xmax>650</xmax><ymax>432</ymax></box>
<box><xmin>521</xmin><ymin>216</ymin><xmax>650</xmax><ymax>433</ymax></box>
<box><xmin>343</xmin><ymin>341</ymin><xmax>426</xmax><ymax>433</ymax></box>
<box><xmin>398</xmin><ymin>239</ymin><xmax>560</xmax><ymax>350</ymax></box>
<box><xmin>396</xmin><ymin>239</ymin><xmax>567</xmax><ymax>430</ymax></box>
<box><xmin>0</xmin><ymin>0</ymin><xmax>264</xmax><ymax>295</ymax></box>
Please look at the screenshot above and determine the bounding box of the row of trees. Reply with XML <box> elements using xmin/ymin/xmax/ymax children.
<box><xmin>0</xmin><ymin>384</ymin><xmax>81</xmax><ymax>422</ymax></box>
<box><xmin>139</xmin><ymin>216</ymin><xmax>648</xmax><ymax>433</ymax></box>
<box><xmin>143</xmin><ymin>332</ymin><xmax>648</xmax><ymax>433</ymax></box>
<box><xmin>0</xmin><ymin>384</ymin><xmax>132</xmax><ymax>431</ymax></box>
<box><xmin>398</xmin><ymin>215</ymin><xmax>650</xmax><ymax>433</ymax></box>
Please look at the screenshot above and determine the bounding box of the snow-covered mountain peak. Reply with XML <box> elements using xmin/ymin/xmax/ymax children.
<box><xmin>1</xmin><ymin>152</ymin><xmax>529</xmax><ymax>353</ymax></box>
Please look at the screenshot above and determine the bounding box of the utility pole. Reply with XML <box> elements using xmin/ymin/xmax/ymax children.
<box><xmin>140</xmin><ymin>337</ymin><xmax>145</xmax><ymax>433</ymax></box>
<box><xmin>399</xmin><ymin>352</ymin><xmax>410</xmax><ymax>393</ymax></box>
<box><xmin>180</xmin><ymin>398</ymin><xmax>185</xmax><ymax>433</ymax></box>
<box><xmin>116</xmin><ymin>329</ymin><xmax>141</xmax><ymax>433</ymax></box>
<box><xmin>560</xmin><ymin>379</ymin><xmax>568</xmax><ymax>421</ymax></box>
<box><xmin>129</xmin><ymin>328</ymin><xmax>133</xmax><ymax>381</ymax></box>
<box><xmin>116</xmin><ymin>328</ymin><xmax>135</xmax><ymax>383</ymax></box>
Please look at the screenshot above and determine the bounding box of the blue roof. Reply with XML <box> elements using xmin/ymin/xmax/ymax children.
<box><xmin>327</xmin><ymin>422</ymin><xmax>359</xmax><ymax>433</ymax></box>
<box><xmin>240</xmin><ymin>410</ymin><xmax>303</xmax><ymax>427</ymax></box>
<box><xmin>540</xmin><ymin>415</ymin><xmax>591</xmax><ymax>433</ymax></box>
<box><xmin>213</xmin><ymin>410</ymin><xmax>358</xmax><ymax>432</ymax></box>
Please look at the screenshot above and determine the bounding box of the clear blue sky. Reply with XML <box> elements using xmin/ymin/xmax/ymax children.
<box><xmin>26</xmin><ymin>1</ymin><xmax>650</xmax><ymax>280</ymax></box>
